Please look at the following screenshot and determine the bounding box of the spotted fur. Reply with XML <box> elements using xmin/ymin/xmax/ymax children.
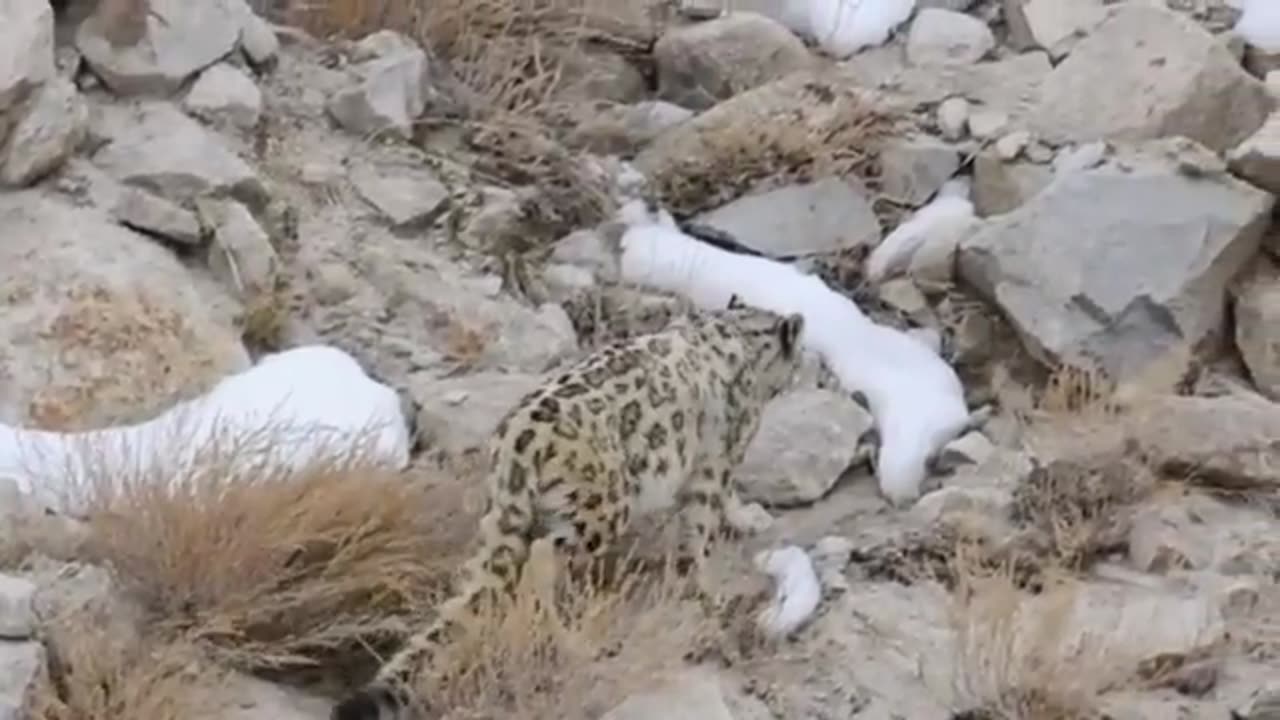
<box><xmin>332</xmin><ymin>303</ymin><xmax>805</xmax><ymax>720</ymax></box>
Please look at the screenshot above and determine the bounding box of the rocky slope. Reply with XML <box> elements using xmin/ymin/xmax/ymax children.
<box><xmin>4</xmin><ymin>0</ymin><xmax>1280</xmax><ymax>718</ymax></box>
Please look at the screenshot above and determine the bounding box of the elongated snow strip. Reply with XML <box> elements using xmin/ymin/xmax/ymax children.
<box><xmin>0</xmin><ymin>345</ymin><xmax>411</xmax><ymax>515</ymax></box>
<box><xmin>617</xmin><ymin>202</ymin><xmax>970</xmax><ymax>506</ymax></box>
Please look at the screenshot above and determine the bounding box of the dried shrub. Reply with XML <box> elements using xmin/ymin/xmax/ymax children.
<box><xmin>30</xmin><ymin>612</ymin><xmax>212</xmax><ymax>720</ymax></box>
<box><xmin>850</xmin><ymin>454</ymin><xmax>1154</xmax><ymax>592</ymax></box>
<box><xmin>947</xmin><ymin>565</ymin><xmax>1121</xmax><ymax>720</ymax></box>
<box><xmin>406</xmin><ymin>538</ymin><xmax>731</xmax><ymax>720</ymax></box>
<box><xmin>644</xmin><ymin>80</ymin><xmax>895</xmax><ymax>216</ymax></box>
<box><xmin>70</xmin><ymin>422</ymin><xmax>478</xmax><ymax>676</ymax></box>
<box><xmin>1007</xmin><ymin>456</ymin><xmax>1151</xmax><ymax>572</ymax></box>
<box><xmin>1036</xmin><ymin>360</ymin><xmax>1121</xmax><ymax>418</ymax></box>
<box><xmin>457</xmin><ymin>116</ymin><xmax>618</xmax><ymax>247</ymax></box>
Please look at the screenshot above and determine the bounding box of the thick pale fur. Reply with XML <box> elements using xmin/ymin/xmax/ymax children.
<box><xmin>616</xmin><ymin>199</ymin><xmax>971</xmax><ymax>507</ymax></box>
<box><xmin>0</xmin><ymin>345</ymin><xmax>410</xmax><ymax>515</ymax></box>
<box><xmin>332</xmin><ymin>304</ymin><xmax>805</xmax><ymax>720</ymax></box>
<box><xmin>809</xmin><ymin>0</ymin><xmax>916</xmax><ymax>59</ymax></box>
<box><xmin>864</xmin><ymin>176</ymin><xmax>976</xmax><ymax>285</ymax></box>
<box><xmin>1236</xmin><ymin>0</ymin><xmax>1280</xmax><ymax>53</ymax></box>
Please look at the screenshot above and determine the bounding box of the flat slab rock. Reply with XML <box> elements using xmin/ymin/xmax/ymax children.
<box><xmin>691</xmin><ymin>177</ymin><xmax>881</xmax><ymax>256</ymax></box>
<box><xmin>958</xmin><ymin>139</ymin><xmax>1274</xmax><ymax>381</ymax></box>
<box><xmin>91</xmin><ymin>100</ymin><xmax>265</xmax><ymax>207</ymax></box>
<box><xmin>1029</xmin><ymin>3</ymin><xmax>1274</xmax><ymax>153</ymax></box>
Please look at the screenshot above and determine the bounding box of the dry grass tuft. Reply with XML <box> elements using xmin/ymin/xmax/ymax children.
<box><xmin>30</xmin><ymin>610</ymin><xmax>213</xmax><ymax>720</ymax></box>
<box><xmin>1007</xmin><ymin>456</ymin><xmax>1151</xmax><ymax>573</ymax></box>
<box><xmin>458</xmin><ymin>116</ymin><xmax>619</xmax><ymax>248</ymax></box>
<box><xmin>73</xmin><ymin>426</ymin><xmax>477</xmax><ymax>677</ymax></box>
<box><xmin>30</xmin><ymin>415</ymin><xmax>744</xmax><ymax>719</ymax></box>
<box><xmin>409</xmin><ymin>539</ymin><xmax>725</xmax><ymax>720</ymax></box>
<box><xmin>289</xmin><ymin>0</ymin><xmax>656</xmax><ymax>246</ymax></box>
<box><xmin>946</xmin><ymin>560</ymin><xmax>1121</xmax><ymax>720</ymax></box>
<box><xmin>1036</xmin><ymin>361</ymin><xmax>1121</xmax><ymax>417</ymax></box>
<box><xmin>647</xmin><ymin>84</ymin><xmax>894</xmax><ymax>217</ymax></box>
<box><xmin>850</xmin><ymin>454</ymin><xmax>1154</xmax><ymax>592</ymax></box>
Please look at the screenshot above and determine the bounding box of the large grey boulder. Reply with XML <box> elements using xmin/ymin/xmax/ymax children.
<box><xmin>0</xmin><ymin>0</ymin><xmax>54</xmax><ymax>115</ymax></box>
<box><xmin>738</xmin><ymin>389</ymin><xmax>873</xmax><ymax>507</ymax></box>
<box><xmin>1030</xmin><ymin>4</ymin><xmax>1274</xmax><ymax>153</ymax></box>
<box><xmin>91</xmin><ymin>100</ymin><xmax>265</xmax><ymax>207</ymax></box>
<box><xmin>653</xmin><ymin>12</ymin><xmax>813</xmax><ymax>111</ymax></box>
<box><xmin>75</xmin><ymin>0</ymin><xmax>246</xmax><ymax>96</ymax></box>
<box><xmin>958</xmin><ymin>139</ymin><xmax>1274</xmax><ymax>381</ymax></box>
<box><xmin>0</xmin><ymin>192</ymin><xmax>249</xmax><ymax>429</ymax></box>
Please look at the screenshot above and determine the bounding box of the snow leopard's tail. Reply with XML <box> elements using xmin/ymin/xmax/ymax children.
<box><xmin>331</xmin><ymin>471</ymin><xmax>536</xmax><ymax>720</ymax></box>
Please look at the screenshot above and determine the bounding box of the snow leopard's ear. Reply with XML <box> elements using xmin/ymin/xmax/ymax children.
<box><xmin>727</xmin><ymin>294</ymin><xmax>746</xmax><ymax>310</ymax></box>
<box><xmin>776</xmin><ymin>313</ymin><xmax>804</xmax><ymax>357</ymax></box>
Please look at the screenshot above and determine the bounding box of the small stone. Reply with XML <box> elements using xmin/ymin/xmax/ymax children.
<box><xmin>1053</xmin><ymin>140</ymin><xmax>1109</xmax><ymax>174</ymax></box>
<box><xmin>550</xmin><ymin>227</ymin><xmax>621</xmax><ymax>282</ymax></box>
<box><xmin>602</xmin><ymin>671</ymin><xmax>738</xmax><ymax>720</ymax></box>
<box><xmin>1228</xmin><ymin>111</ymin><xmax>1280</xmax><ymax>194</ymax></box>
<box><xmin>910</xmin><ymin>486</ymin><xmax>1014</xmax><ymax>527</ymax></box>
<box><xmin>1024</xmin><ymin>140</ymin><xmax>1055</xmax><ymax>164</ymax></box>
<box><xmin>937</xmin><ymin>96</ymin><xmax>970</xmax><ymax>140</ymax></box>
<box><xmin>0</xmin><ymin>76</ymin><xmax>87</xmax><ymax>187</ymax></box>
<box><xmin>183</xmin><ymin>63</ymin><xmax>263</xmax><ymax>130</ymax></box>
<box><xmin>112</xmin><ymin>187</ymin><xmax>203</xmax><ymax>245</ymax></box>
<box><xmin>967</xmin><ymin>109</ymin><xmax>1009</xmax><ymax>140</ymax></box>
<box><xmin>568</xmin><ymin>100</ymin><xmax>693</xmax><ymax>155</ymax></box>
<box><xmin>350</xmin><ymin>161</ymin><xmax>450</xmax><ymax>227</ymax></box>
<box><xmin>994</xmin><ymin>130</ymin><xmax>1030</xmax><ymax>161</ymax></box>
<box><xmin>326</xmin><ymin>34</ymin><xmax>428</xmax><ymax>140</ymax></box>
<box><xmin>878</xmin><ymin>278</ymin><xmax>929</xmax><ymax>316</ymax></box>
<box><xmin>196</xmin><ymin>198</ymin><xmax>281</xmax><ymax>302</ymax></box>
<box><xmin>877</xmin><ymin>135</ymin><xmax>963</xmax><ymax>205</ymax></box>
<box><xmin>0</xmin><ymin>575</ymin><xmax>36</xmax><ymax>640</ymax></box>
<box><xmin>906</xmin><ymin>8</ymin><xmax>996</xmax><ymax>66</ymax></box>
<box><xmin>351</xmin><ymin>29</ymin><xmax>419</xmax><ymax>61</ymax></box>
<box><xmin>738</xmin><ymin>389</ymin><xmax>874</xmax><ymax>507</ymax></box>
<box><xmin>239</xmin><ymin>12</ymin><xmax>280</xmax><ymax>71</ymax></box>
<box><xmin>972</xmin><ymin>150</ymin><xmax>1053</xmax><ymax>215</ymax></box>
<box><xmin>935</xmin><ymin>431</ymin><xmax>995</xmax><ymax>471</ymax></box>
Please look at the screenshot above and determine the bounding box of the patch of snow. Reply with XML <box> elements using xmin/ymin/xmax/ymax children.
<box><xmin>617</xmin><ymin>201</ymin><xmax>971</xmax><ymax>507</ymax></box>
<box><xmin>808</xmin><ymin>0</ymin><xmax>917</xmax><ymax>59</ymax></box>
<box><xmin>864</xmin><ymin>176</ymin><xmax>976</xmax><ymax>284</ymax></box>
<box><xmin>754</xmin><ymin>545</ymin><xmax>822</xmax><ymax>637</ymax></box>
<box><xmin>0</xmin><ymin>345</ymin><xmax>411</xmax><ymax>515</ymax></box>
